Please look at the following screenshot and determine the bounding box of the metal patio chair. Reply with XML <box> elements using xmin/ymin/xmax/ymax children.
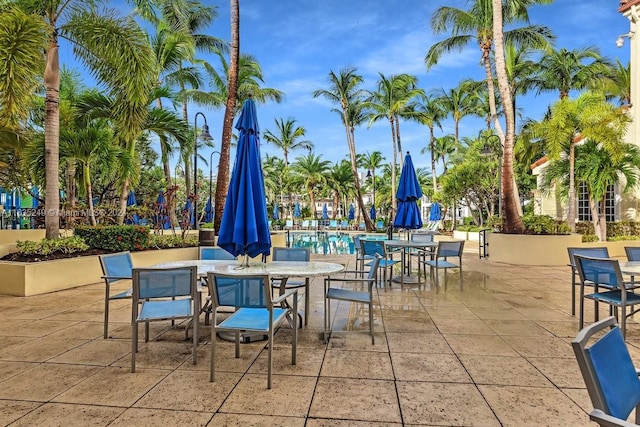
<box><xmin>324</xmin><ymin>255</ymin><xmax>381</xmax><ymax>344</ymax></box>
<box><xmin>567</xmin><ymin>247</ymin><xmax>609</xmax><ymax>316</ymax></box>
<box><xmin>271</xmin><ymin>247</ymin><xmax>310</xmax><ymax>326</ymax></box>
<box><xmin>423</xmin><ymin>240</ymin><xmax>465</xmax><ymax>292</ymax></box>
<box><xmin>208</xmin><ymin>272</ymin><xmax>297</xmax><ymax>389</ymax></box>
<box><xmin>131</xmin><ymin>266</ymin><xmax>200</xmax><ymax>372</ymax></box>
<box><xmin>99</xmin><ymin>251</ymin><xmax>134</xmax><ymax>339</ymax></box>
<box><xmin>573</xmin><ymin>316</ymin><xmax>640</xmax><ymax>426</ymax></box>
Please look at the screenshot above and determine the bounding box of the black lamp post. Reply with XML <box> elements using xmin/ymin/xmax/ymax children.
<box><xmin>366</xmin><ymin>167</ymin><xmax>376</xmax><ymax>214</ymax></box>
<box><xmin>480</xmin><ymin>134</ymin><xmax>502</xmax><ymax>216</ymax></box>
<box><xmin>193</xmin><ymin>112</ymin><xmax>212</xmax><ymax>230</ymax></box>
<box><xmin>209</xmin><ymin>150</ymin><xmax>220</xmax><ymax>215</ymax></box>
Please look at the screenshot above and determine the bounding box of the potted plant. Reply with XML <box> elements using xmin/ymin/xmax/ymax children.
<box><xmin>199</xmin><ymin>223</ymin><xmax>215</xmax><ymax>246</ymax></box>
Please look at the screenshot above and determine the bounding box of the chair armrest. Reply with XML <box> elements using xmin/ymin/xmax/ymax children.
<box><xmin>101</xmin><ymin>275</ymin><xmax>132</xmax><ymax>281</ymax></box>
<box><xmin>326</xmin><ymin>277</ymin><xmax>376</xmax><ymax>286</ymax></box>
<box><xmin>272</xmin><ymin>288</ymin><xmax>298</xmax><ymax>305</ymax></box>
<box><xmin>589</xmin><ymin>409</ymin><xmax>638</xmax><ymax>427</ymax></box>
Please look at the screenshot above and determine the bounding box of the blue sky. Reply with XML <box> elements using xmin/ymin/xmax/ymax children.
<box><xmin>63</xmin><ymin>0</ymin><xmax>631</xmax><ymax>173</ymax></box>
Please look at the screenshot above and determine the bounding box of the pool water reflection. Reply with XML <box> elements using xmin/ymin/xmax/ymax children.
<box><xmin>287</xmin><ymin>231</ymin><xmax>387</xmax><ymax>255</ymax></box>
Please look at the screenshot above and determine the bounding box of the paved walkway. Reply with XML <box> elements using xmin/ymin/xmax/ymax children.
<box><xmin>0</xmin><ymin>251</ymin><xmax>636</xmax><ymax>426</ymax></box>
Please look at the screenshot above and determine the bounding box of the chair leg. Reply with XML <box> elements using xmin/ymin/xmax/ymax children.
<box><xmin>579</xmin><ymin>284</ymin><xmax>586</xmax><ymax>329</ymax></box>
<box><xmin>292</xmin><ymin>295</ymin><xmax>298</xmax><ymax>365</ymax></box>
<box><xmin>131</xmin><ymin>322</ymin><xmax>137</xmax><ymax>373</ymax></box>
<box><xmin>192</xmin><ymin>312</ymin><xmax>198</xmax><ymax>365</ymax></box>
<box><xmin>267</xmin><ymin>328</ymin><xmax>273</xmax><ymax>389</ymax></box>
<box><xmin>369</xmin><ymin>301</ymin><xmax>374</xmax><ymax>345</ymax></box>
<box><xmin>304</xmin><ymin>279</ymin><xmax>310</xmax><ymax>326</ymax></box>
<box><xmin>571</xmin><ymin>270</ymin><xmax>577</xmax><ymax>316</ymax></box>
<box><xmin>210</xmin><ymin>326</ymin><xmax>216</xmax><ymax>382</ymax></box>
<box><xmin>104</xmin><ymin>288</ymin><xmax>110</xmax><ymax>339</ymax></box>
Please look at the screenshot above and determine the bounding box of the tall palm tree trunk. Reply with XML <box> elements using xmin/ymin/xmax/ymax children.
<box><xmin>429</xmin><ymin>126</ymin><xmax>437</xmax><ymax>192</ymax></box>
<box><xmin>492</xmin><ymin>0</ymin><xmax>524</xmax><ymax>233</ymax></box>
<box><xmin>156</xmin><ymin>97</ymin><xmax>178</xmax><ymax>228</ymax></box>
<box><xmin>44</xmin><ymin>38</ymin><xmax>61</xmax><ymax>239</ymax></box>
<box><xmin>568</xmin><ymin>143</ymin><xmax>576</xmax><ymax>232</ymax></box>
<box><xmin>389</xmin><ymin>118</ymin><xmax>398</xmax><ymax>214</ymax></box>
<box><xmin>214</xmin><ymin>0</ymin><xmax>239</xmax><ymax>233</ymax></box>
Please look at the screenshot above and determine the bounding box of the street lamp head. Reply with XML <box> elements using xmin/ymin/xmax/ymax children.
<box><xmin>366</xmin><ymin>170</ymin><xmax>372</xmax><ymax>178</ymax></box>
<box><xmin>480</xmin><ymin>143</ymin><xmax>493</xmax><ymax>156</ymax></box>
<box><xmin>199</xmin><ymin>124</ymin><xmax>213</xmax><ymax>141</ymax></box>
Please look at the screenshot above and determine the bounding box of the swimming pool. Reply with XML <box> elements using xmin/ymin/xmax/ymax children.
<box><xmin>286</xmin><ymin>231</ymin><xmax>387</xmax><ymax>255</ymax></box>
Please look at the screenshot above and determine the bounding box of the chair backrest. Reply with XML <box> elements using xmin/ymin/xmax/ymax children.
<box><xmin>361</xmin><ymin>239</ymin><xmax>385</xmax><ymax>257</ymax></box>
<box><xmin>340</xmin><ymin>220</ymin><xmax>349</xmax><ymax>229</ymax></box>
<box><xmin>329</xmin><ymin>220</ymin><xmax>338</xmax><ymax>228</ymax></box>
<box><xmin>573</xmin><ymin>316</ymin><xmax>640</xmax><ymax>420</ymax></box>
<box><xmin>199</xmin><ymin>247</ymin><xmax>236</xmax><ymax>260</ymax></box>
<box><xmin>302</xmin><ymin>220</ymin><xmax>309</xmax><ymax>228</ymax></box>
<box><xmin>132</xmin><ymin>266</ymin><xmax>197</xmax><ymax>301</ymax></box>
<box><xmin>285</xmin><ymin>219</ymin><xmax>293</xmax><ymax>228</ymax></box>
<box><xmin>376</xmin><ymin>220</ymin><xmax>385</xmax><ymax>230</ymax></box>
<box><xmin>411</xmin><ymin>233</ymin><xmax>434</xmax><ymax>243</ymax></box>
<box><xmin>99</xmin><ymin>251</ymin><xmax>133</xmax><ymax>284</ymax></box>
<box><xmin>567</xmin><ymin>247</ymin><xmax>609</xmax><ymax>267</ymax></box>
<box><xmin>436</xmin><ymin>240</ymin><xmax>464</xmax><ymax>259</ymax></box>
<box><xmin>272</xmin><ymin>247</ymin><xmax>310</xmax><ymax>262</ymax></box>
<box><xmin>208</xmin><ymin>273</ymin><xmax>270</xmax><ymax>309</ymax></box>
<box><xmin>574</xmin><ymin>255</ymin><xmax>624</xmax><ymax>289</ymax></box>
<box><xmin>625</xmin><ymin>246</ymin><xmax>640</xmax><ymax>261</ymax></box>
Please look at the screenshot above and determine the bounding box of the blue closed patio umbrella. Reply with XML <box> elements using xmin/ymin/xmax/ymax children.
<box><xmin>217</xmin><ymin>97</ymin><xmax>271</xmax><ymax>263</ymax></box>
<box><xmin>154</xmin><ymin>191</ymin><xmax>170</xmax><ymax>229</ymax></box>
<box><xmin>393</xmin><ymin>152</ymin><xmax>423</xmax><ymax>230</ymax></box>
<box><xmin>322</xmin><ymin>203</ymin><xmax>329</xmax><ymax>220</ymax></box>
<box><xmin>348</xmin><ymin>204</ymin><xmax>355</xmax><ymax>220</ymax></box>
<box><xmin>369</xmin><ymin>204</ymin><xmax>376</xmax><ymax>220</ymax></box>
<box><xmin>293</xmin><ymin>202</ymin><xmax>301</xmax><ymax>218</ymax></box>
<box><xmin>429</xmin><ymin>202</ymin><xmax>442</xmax><ymax>221</ymax></box>
<box><xmin>126</xmin><ymin>190</ymin><xmax>137</xmax><ymax>206</ymax></box>
<box><xmin>204</xmin><ymin>197</ymin><xmax>214</xmax><ymax>223</ymax></box>
<box><xmin>273</xmin><ymin>204</ymin><xmax>279</xmax><ymax>220</ymax></box>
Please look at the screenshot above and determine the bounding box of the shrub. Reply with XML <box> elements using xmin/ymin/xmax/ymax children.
<box><xmin>522</xmin><ymin>214</ymin><xmax>571</xmax><ymax>235</ymax></box>
<box><xmin>74</xmin><ymin>225</ymin><xmax>150</xmax><ymax>252</ymax></box>
<box><xmin>148</xmin><ymin>234</ymin><xmax>199</xmax><ymax>249</ymax></box>
<box><xmin>16</xmin><ymin>236</ymin><xmax>89</xmax><ymax>256</ymax></box>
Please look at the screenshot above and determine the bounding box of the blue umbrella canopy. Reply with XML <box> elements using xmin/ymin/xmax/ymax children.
<box><xmin>322</xmin><ymin>203</ymin><xmax>329</xmax><ymax>220</ymax></box>
<box><xmin>293</xmin><ymin>202</ymin><xmax>301</xmax><ymax>218</ymax></box>
<box><xmin>154</xmin><ymin>191</ymin><xmax>167</xmax><ymax>228</ymax></box>
<box><xmin>429</xmin><ymin>202</ymin><xmax>442</xmax><ymax>221</ymax></box>
<box><xmin>273</xmin><ymin>204</ymin><xmax>279</xmax><ymax>220</ymax></box>
<box><xmin>126</xmin><ymin>190</ymin><xmax>137</xmax><ymax>206</ymax></box>
<box><xmin>217</xmin><ymin>97</ymin><xmax>271</xmax><ymax>259</ymax></box>
<box><xmin>393</xmin><ymin>152</ymin><xmax>423</xmax><ymax>229</ymax></box>
<box><xmin>369</xmin><ymin>204</ymin><xmax>377</xmax><ymax>220</ymax></box>
<box><xmin>348</xmin><ymin>204</ymin><xmax>355</xmax><ymax>220</ymax></box>
<box><xmin>204</xmin><ymin>197</ymin><xmax>214</xmax><ymax>223</ymax></box>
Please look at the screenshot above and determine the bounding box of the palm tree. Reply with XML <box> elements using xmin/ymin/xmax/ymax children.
<box><xmin>214</xmin><ymin>0</ymin><xmax>239</xmax><ymax>234</ymax></box>
<box><xmin>537</xmin><ymin>47</ymin><xmax>613</xmax><ymax>100</ymax></box>
<box><xmin>0</xmin><ymin>7</ymin><xmax>47</xmax><ymax>129</ymax></box>
<box><xmin>60</xmin><ymin>122</ymin><xmax>117</xmax><ymax>225</ymax></box>
<box><xmin>290</xmin><ymin>153</ymin><xmax>331</xmax><ymax>219</ymax></box>
<box><xmin>427</xmin><ymin>0</ymin><xmax>552</xmax><ymax>233</ymax></box>
<box><xmin>327</xmin><ymin>160</ymin><xmax>354</xmax><ymax>219</ymax></box>
<box><xmin>431</xmin><ymin>83</ymin><xmax>478</xmax><ymax>146</ymax></box>
<box><xmin>433</xmin><ymin>134</ymin><xmax>457</xmax><ymax>174</ymax></box>
<box><xmin>541</xmin><ymin>140</ymin><xmax>640</xmax><ymax>241</ymax></box>
<box><xmin>413</xmin><ymin>93</ymin><xmax>445</xmax><ymax>193</ymax></box>
<box><xmin>492</xmin><ymin>0</ymin><xmax>522</xmax><ymax>232</ymax></box>
<box><xmin>263</xmin><ymin>118</ymin><xmax>313</xmax><ymax>167</ymax></box>
<box><xmin>312</xmin><ymin>67</ymin><xmax>374</xmax><ymax>231</ymax></box>
<box><xmin>365</xmin><ymin>73</ymin><xmax>423</xmax><ymax>214</ymax></box>
<box><xmin>205</xmin><ymin>50</ymin><xmax>285</xmax><ymax>231</ymax></box>
<box><xmin>2</xmin><ymin>1</ymin><xmax>156</xmax><ymax>238</ymax></box>
<box><xmin>534</xmin><ymin>91</ymin><xmax>629</xmax><ymax>232</ymax></box>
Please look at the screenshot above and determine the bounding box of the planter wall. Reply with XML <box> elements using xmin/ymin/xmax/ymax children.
<box><xmin>0</xmin><ymin>247</ymin><xmax>198</xmax><ymax>297</ymax></box>
<box><xmin>488</xmin><ymin>233</ymin><xmax>582</xmax><ymax>265</ymax></box>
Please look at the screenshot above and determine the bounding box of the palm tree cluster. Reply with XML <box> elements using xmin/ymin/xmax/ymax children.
<box><xmin>0</xmin><ymin>0</ymin><xmax>636</xmax><ymax>241</ymax></box>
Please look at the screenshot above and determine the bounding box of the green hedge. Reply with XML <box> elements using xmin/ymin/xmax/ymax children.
<box><xmin>74</xmin><ymin>225</ymin><xmax>150</xmax><ymax>252</ymax></box>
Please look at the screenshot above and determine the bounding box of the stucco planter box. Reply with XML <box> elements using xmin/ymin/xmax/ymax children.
<box><xmin>0</xmin><ymin>247</ymin><xmax>198</xmax><ymax>297</ymax></box>
<box><xmin>487</xmin><ymin>233</ymin><xmax>582</xmax><ymax>266</ymax></box>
